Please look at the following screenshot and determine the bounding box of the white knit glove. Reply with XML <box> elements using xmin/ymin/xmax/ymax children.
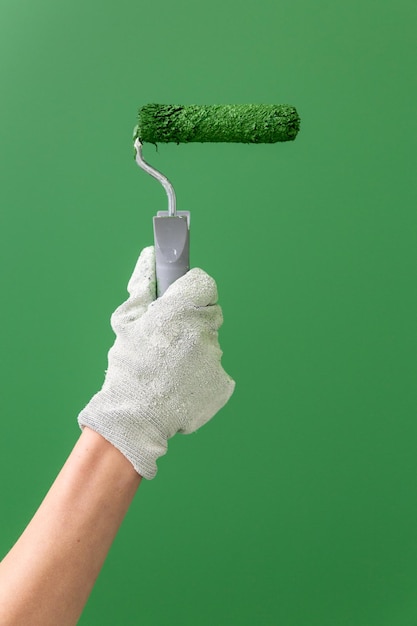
<box><xmin>78</xmin><ymin>246</ymin><xmax>235</xmax><ymax>479</ymax></box>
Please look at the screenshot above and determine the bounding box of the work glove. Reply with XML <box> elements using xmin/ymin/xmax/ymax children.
<box><xmin>78</xmin><ymin>246</ymin><xmax>235</xmax><ymax>479</ymax></box>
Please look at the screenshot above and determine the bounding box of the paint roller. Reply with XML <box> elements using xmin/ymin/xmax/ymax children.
<box><xmin>133</xmin><ymin>103</ymin><xmax>300</xmax><ymax>296</ymax></box>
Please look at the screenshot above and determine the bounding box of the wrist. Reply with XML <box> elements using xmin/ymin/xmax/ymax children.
<box><xmin>79</xmin><ymin>426</ymin><xmax>143</xmax><ymax>486</ymax></box>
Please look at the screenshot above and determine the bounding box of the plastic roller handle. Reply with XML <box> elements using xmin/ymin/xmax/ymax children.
<box><xmin>153</xmin><ymin>211</ymin><xmax>190</xmax><ymax>297</ymax></box>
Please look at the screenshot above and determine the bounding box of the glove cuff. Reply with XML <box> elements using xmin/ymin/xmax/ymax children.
<box><xmin>78</xmin><ymin>400</ymin><xmax>168</xmax><ymax>479</ymax></box>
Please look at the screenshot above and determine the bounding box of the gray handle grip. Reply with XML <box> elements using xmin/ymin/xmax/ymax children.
<box><xmin>153</xmin><ymin>211</ymin><xmax>190</xmax><ymax>297</ymax></box>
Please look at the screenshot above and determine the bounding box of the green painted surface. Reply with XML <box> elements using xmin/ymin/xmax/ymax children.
<box><xmin>0</xmin><ymin>1</ymin><xmax>416</xmax><ymax>624</ymax></box>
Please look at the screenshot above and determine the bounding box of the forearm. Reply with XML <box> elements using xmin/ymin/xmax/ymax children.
<box><xmin>0</xmin><ymin>248</ymin><xmax>234</xmax><ymax>625</ymax></box>
<box><xmin>0</xmin><ymin>427</ymin><xmax>141</xmax><ymax>626</ymax></box>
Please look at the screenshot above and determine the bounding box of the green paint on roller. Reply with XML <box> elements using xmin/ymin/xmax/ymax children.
<box><xmin>135</xmin><ymin>104</ymin><xmax>300</xmax><ymax>144</ymax></box>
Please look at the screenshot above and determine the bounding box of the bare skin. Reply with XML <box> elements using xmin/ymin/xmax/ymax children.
<box><xmin>0</xmin><ymin>427</ymin><xmax>141</xmax><ymax>626</ymax></box>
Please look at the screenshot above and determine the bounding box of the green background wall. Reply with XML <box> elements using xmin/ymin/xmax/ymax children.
<box><xmin>1</xmin><ymin>1</ymin><xmax>416</xmax><ymax>624</ymax></box>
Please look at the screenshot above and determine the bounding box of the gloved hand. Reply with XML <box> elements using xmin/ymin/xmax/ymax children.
<box><xmin>78</xmin><ymin>246</ymin><xmax>235</xmax><ymax>479</ymax></box>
